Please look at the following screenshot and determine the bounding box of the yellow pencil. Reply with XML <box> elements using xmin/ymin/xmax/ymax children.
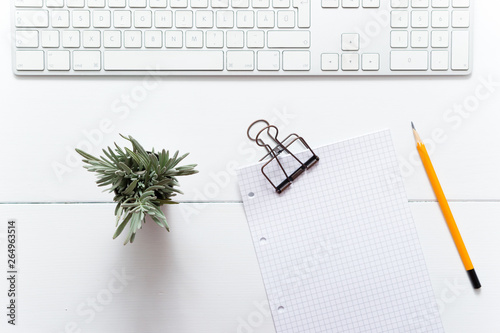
<box><xmin>412</xmin><ymin>122</ymin><xmax>481</xmax><ymax>289</ymax></box>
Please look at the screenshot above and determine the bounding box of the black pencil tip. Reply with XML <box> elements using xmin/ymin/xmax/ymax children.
<box><xmin>411</xmin><ymin>121</ymin><xmax>416</xmax><ymax>130</ymax></box>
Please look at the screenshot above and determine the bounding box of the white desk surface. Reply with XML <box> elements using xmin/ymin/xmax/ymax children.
<box><xmin>1</xmin><ymin>1</ymin><xmax>499</xmax><ymax>332</ymax></box>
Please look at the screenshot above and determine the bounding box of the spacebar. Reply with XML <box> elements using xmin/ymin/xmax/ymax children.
<box><xmin>104</xmin><ymin>51</ymin><xmax>224</xmax><ymax>71</ymax></box>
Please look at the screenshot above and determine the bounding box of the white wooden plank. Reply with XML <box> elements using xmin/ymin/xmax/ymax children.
<box><xmin>0</xmin><ymin>202</ymin><xmax>499</xmax><ymax>332</ymax></box>
<box><xmin>0</xmin><ymin>204</ymin><xmax>274</xmax><ymax>333</ymax></box>
<box><xmin>1</xmin><ymin>2</ymin><xmax>500</xmax><ymax>203</ymax></box>
<box><xmin>409</xmin><ymin>201</ymin><xmax>500</xmax><ymax>333</ymax></box>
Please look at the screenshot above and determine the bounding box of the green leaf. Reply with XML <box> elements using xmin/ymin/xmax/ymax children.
<box><xmin>140</xmin><ymin>190</ymin><xmax>155</xmax><ymax>200</ymax></box>
<box><xmin>129</xmin><ymin>136</ymin><xmax>148</xmax><ymax>157</ymax></box>
<box><xmin>124</xmin><ymin>148</ymin><xmax>143</xmax><ymax>167</ymax></box>
<box><xmin>113</xmin><ymin>214</ymin><xmax>131</xmax><ymax>239</ymax></box>
<box><xmin>123</xmin><ymin>179</ymin><xmax>139</xmax><ymax>195</ymax></box>
<box><xmin>118</xmin><ymin>162</ymin><xmax>133</xmax><ymax>174</ymax></box>
<box><xmin>150</xmin><ymin>153</ymin><xmax>160</xmax><ymax>174</ymax></box>
<box><xmin>75</xmin><ymin>148</ymin><xmax>99</xmax><ymax>161</ymax></box>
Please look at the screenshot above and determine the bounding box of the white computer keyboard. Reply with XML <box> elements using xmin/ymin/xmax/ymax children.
<box><xmin>12</xmin><ymin>0</ymin><xmax>472</xmax><ymax>76</ymax></box>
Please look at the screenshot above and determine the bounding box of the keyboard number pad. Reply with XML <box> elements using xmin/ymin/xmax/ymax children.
<box><xmin>389</xmin><ymin>4</ymin><xmax>470</xmax><ymax>72</ymax></box>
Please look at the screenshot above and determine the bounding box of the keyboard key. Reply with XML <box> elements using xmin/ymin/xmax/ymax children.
<box><xmin>247</xmin><ymin>30</ymin><xmax>264</xmax><ymax>47</ymax></box>
<box><xmin>257</xmin><ymin>11</ymin><xmax>275</xmax><ymax>28</ymax></box>
<box><xmin>93</xmin><ymin>11</ymin><xmax>111</xmax><ymax>28</ymax></box>
<box><xmin>52</xmin><ymin>10</ymin><xmax>70</xmax><ymax>28</ymax></box>
<box><xmin>451</xmin><ymin>30</ymin><xmax>468</xmax><ymax>70</ymax></box>
<box><xmin>134</xmin><ymin>10</ymin><xmax>152</xmax><ymax>28</ymax></box>
<box><xmin>41</xmin><ymin>31</ymin><xmax>60</xmax><ymax>47</ymax></box>
<box><xmin>191</xmin><ymin>0</ymin><xmax>208</xmax><ymax>7</ymax></box>
<box><xmin>103</xmin><ymin>30</ymin><xmax>121</xmax><ymax>47</ymax></box>
<box><xmin>15</xmin><ymin>0</ymin><xmax>43</xmax><ymax>7</ymax></box>
<box><xmin>206</xmin><ymin>30</ymin><xmax>224</xmax><ymax>48</ymax></box>
<box><xmin>391</xmin><ymin>0</ymin><xmax>408</xmax><ymax>7</ymax></box>
<box><xmin>62</xmin><ymin>30</ymin><xmax>80</xmax><ymax>47</ymax></box>
<box><xmin>452</xmin><ymin>10</ymin><xmax>469</xmax><ymax>27</ymax></box>
<box><xmin>83</xmin><ymin>30</ymin><xmax>101</xmax><ymax>47</ymax></box>
<box><xmin>109</xmin><ymin>0</ymin><xmax>127</xmax><ymax>7</ymax></box>
<box><xmin>283</xmin><ymin>51</ymin><xmax>310</xmax><ymax>70</ymax></box>
<box><xmin>186</xmin><ymin>30</ymin><xmax>203</xmax><ymax>47</ymax></box>
<box><xmin>257</xmin><ymin>50</ymin><xmax>280</xmax><ymax>70</ymax></box>
<box><xmin>267</xmin><ymin>30</ymin><xmax>310</xmax><ymax>48</ymax></box>
<box><xmin>114</xmin><ymin>11</ymin><xmax>132</xmax><ymax>28</ymax></box>
<box><xmin>46</xmin><ymin>0</ymin><xmax>64</xmax><ymax>8</ymax></box>
<box><xmin>233</xmin><ymin>0</ymin><xmax>250</xmax><ymax>8</ymax></box>
<box><xmin>16</xmin><ymin>31</ymin><xmax>39</xmax><ymax>48</ymax></box>
<box><xmin>196</xmin><ymin>11</ymin><xmax>214</xmax><ymax>28</ymax></box>
<box><xmin>341</xmin><ymin>53</ymin><xmax>359</xmax><ymax>70</ymax></box>
<box><xmin>213</xmin><ymin>0</ymin><xmax>229</xmax><ymax>7</ymax></box>
<box><xmin>216</xmin><ymin>11</ymin><xmax>234</xmax><ymax>28</ymax></box>
<box><xmin>431</xmin><ymin>10</ymin><xmax>449</xmax><ymax>27</ymax></box>
<box><xmin>411</xmin><ymin>0</ymin><xmax>428</xmax><ymax>7</ymax></box>
<box><xmin>321</xmin><ymin>53</ymin><xmax>339</xmax><ymax>71</ymax></box>
<box><xmin>277</xmin><ymin>11</ymin><xmax>295</xmax><ymax>28</ymax></box>
<box><xmin>431</xmin><ymin>30</ymin><xmax>448</xmax><ymax>47</ymax></box>
<box><xmin>452</xmin><ymin>0</ymin><xmax>469</xmax><ymax>7</ymax></box>
<box><xmin>170</xmin><ymin>0</ymin><xmax>188</xmax><ymax>7</ymax></box>
<box><xmin>155</xmin><ymin>11</ymin><xmax>173</xmax><ymax>28</ymax></box>
<box><xmin>390</xmin><ymin>50</ymin><xmax>428</xmax><ymax>70</ymax></box>
<box><xmin>391</xmin><ymin>30</ymin><xmax>408</xmax><ymax>48</ymax></box>
<box><xmin>293</xmin><ymin>0</ymin><xmax>310</xmax><ymax>28</ymax></box>
<box><xmin>165</xmin><ymin>31</ymin><xmax>183</xmax><ymax>47</ymax></box>
<box><xmin>47</xmin><ymin>50</ymin><xmax>70</xmax><ymax>70</ymax></box>
<box><xmin>391</xmin><ymin>11</ymin><xmax>409</xmax><ymax>28</ymax></box>
<box><xmin>253</xmin><ymin>0</ymin><xmax>270</xmax><ymax>8</ymax></box>
<box><xmin>411</xmin><ymin>10</ymin><xmax>429</xmax><ymax>28</ymax></box>
<box><xmin>237</xmin><ymin>11</ymin><xmax>255</xmax><ymax>28</ymax></box>
<box><xmin>124</xmin><ymin>30</ymin><xmax>142</xmax><ymax>47</ymax></box>
<box><xmin>273</xmin><ymin>0</ymin><xmax>289</xmax><ymax>7</ymax></box>
<box><xmin>411</xmin><ymin>30</ymin><xmax>428</xmax><ymax>47</ymax></box>
<box><xmin>176</xmin><ymin>10</ymin><xmax>194</xmax><ymax>28</ymax></box>
<box><xmin>227</xmin><ymin>50</ymin><xmax>254</xmax><ymax>70</ymax></box>
<box><xmin>322</xmin><ymin>0</ymin><xmax>339</xmax><ymax>8</ymax></box>
<box><xmin>15</xmin><ymin>10</ymin><xmax>49</xmax><ymax>28</ymax></box>
<box><xmin>73</xmin><ymin>50</ymin><xmax>101</xmax><ymax>70</ymax></box>
<box><xmin>104</xmin><ymin>51</ymin><xmax>224</xmax><ymax>70</ymax></box>
<box><xmin>432</xmin><ymin>0</ymin><xmax>449</xmax><ymax>7</ymax></box>
<box><xmin>343</xmin><ymin>0</ymin><xmax>360</xmax><ymax>8</ymax></box>
<box><xmin>88</xmin><ymin>0</ymin><xmax>105</xmax><ymax>7</ymax></box>
<box><xmin>16</xmin><ymin>51</ymin><xmax>44</xmax><ymax>70</ymax></box>
<box><xmin>73</xmin><ymin>11</ymin><xmax>91</xmax><ymax>28</ymax></box>
<box><xmin>67</xmin><ymin>0</ymin><xmax>84</xmax><ymax>7</ymax></box>
<box><xmin>227</xmin><ymin>30</ymin><xmax>244</xmax><ymax>47</ymax></box>
<box><xmin>363</xmin><ymin>0</ymin><xmax>379</xmax><ymax>8</ymax></box>
<box><xmin>362</xmin><ymin>53</ymin><xmax>379</xmax><ymax>71</ymax></box>
<box><xmin>129</xmin><ymin>0</ymin><xmax>147</xmax><ymax>7</ymax></box>
<box><xmin>431</xmin><ymin>50</ymin><xmax>448</xmax><ymax>70</ymax></box>
<box><xmin>342</xmin><ymin>33</ymin><xmax>359</xmax><ymax>51</ymax></box>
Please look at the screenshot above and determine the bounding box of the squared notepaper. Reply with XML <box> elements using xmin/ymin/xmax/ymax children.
<box><xmin>238</xmin><ymin>131</ymin><xmax>444</xmax><ymax>333</ymax></box>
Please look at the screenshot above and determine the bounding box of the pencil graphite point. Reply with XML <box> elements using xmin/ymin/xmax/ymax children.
<box><xmin>411</xmin><ymin>122</ymin><xmax>422</xmax><ymax>144</ymax></box>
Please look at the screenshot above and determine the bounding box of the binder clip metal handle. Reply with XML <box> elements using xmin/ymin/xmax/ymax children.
<box><xmin>247</xmin><ymin>120</ymin><xmax>319</xmax><ymax>194</ymax></box>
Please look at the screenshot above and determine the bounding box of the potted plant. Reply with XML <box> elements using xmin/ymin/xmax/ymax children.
<box><xmin>76</xmin><ymin>135</ymin><xmax>198</xmax><ymax>245</ymax></box>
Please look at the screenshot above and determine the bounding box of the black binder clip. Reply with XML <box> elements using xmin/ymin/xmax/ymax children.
<box><xmin>247</xmin><ymin>120</ymin><xmax>319</xmax><ymax>194</ymax></box>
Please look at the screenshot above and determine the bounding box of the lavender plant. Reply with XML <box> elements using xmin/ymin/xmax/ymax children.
<box><xmin>76</xmin><ymin>135</ymin><xmax>198</xmax><ymax>245</ymax></box>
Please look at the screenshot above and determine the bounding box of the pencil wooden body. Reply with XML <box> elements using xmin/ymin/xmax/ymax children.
<box><xmin>416</xmin><ymin>143</ymin><xmax>474</xmax><ymax>271</ymax></box>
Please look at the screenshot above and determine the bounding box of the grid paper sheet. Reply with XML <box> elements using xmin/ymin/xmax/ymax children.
<box><xmin>238</xmin><ymin>131</ymin><xmax>444</xmax><ymax>333</ymax></box>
